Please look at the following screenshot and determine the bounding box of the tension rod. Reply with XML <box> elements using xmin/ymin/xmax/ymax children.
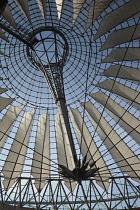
<box><xmin>0</xmin><ymin>23</ymin><xmax>31</xmax><ymax>47</ymax></box>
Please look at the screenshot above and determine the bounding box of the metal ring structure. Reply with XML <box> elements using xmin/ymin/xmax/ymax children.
<box><xmin>0</xmin><ymin>0</ymin><xmax>140</xmax><ymax>209</ymax></box>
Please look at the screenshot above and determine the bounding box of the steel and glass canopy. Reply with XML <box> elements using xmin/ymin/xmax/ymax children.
<box><xmin>0</xmin><ymin>0</ymin><xmax>140</xmax><ymax>209</ymax></box>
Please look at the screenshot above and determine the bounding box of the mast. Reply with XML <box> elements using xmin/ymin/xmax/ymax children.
<box><xmin>27</xmin><ymin>28</ymin><xmax>77</xmax><ymax>165</ymax></box>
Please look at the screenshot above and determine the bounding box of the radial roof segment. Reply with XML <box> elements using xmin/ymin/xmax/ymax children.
<box><xmin>102</xmin><ymin>48</ymin><xmax>140</xmax><ymax>63</ymax></box>
<box><xmin>2</xmin><ymin>110</ymin><xmax>35</xmax><ymax>191</ymax></box>
<box><xmin>0</xmin><ymin>87</ymin><xmax>8</xmax><ymax>94</ymax></box>
<box><xmin>1</xmin><ymin>4</ymin><xmax>17</xmax><ymax>29</ymax></box>
<box><xmin>55</xmin><ymin>0</ymin><xmax>64</xmax><ymax>19</ymax></box>
<box><xmin>0</xmin><ymin>97</ymin><xmax>14</xmax><ymax>111</ymax></box>
<box><xmin>100</xmin><ymin>24</ymin><xmax>140</xmax><ymax>51</ymax></box>
<box><xmin>90</xmin><ymin>92</ymin><xmax>140</xmax><ymax>145</ymax></box>
<box><xmin>0</xmin><ymin>81</ymin><xmax>14</xmax><ymax>111</ymax></box>
<box><xmin>36</xmin><ymin>0</ymin><xmax>46</xmax><ymax>19</ymax></box>
<box><xmin>55</xmin><ymin>112</ymin><xmax>75</xmax><ymax>171</ymax></box>
<box><xmin>14</xmin><ymin>0</ymin><xmax>31</xmax><ymax>23</ymax></box>
<box><xmin>94</xmin><ymin>0</ymin><xmax>140</xmax><ymax>40</ymax></box>
<box><xmin>55</xmin><ymin>112</ymin><xmax>76</xmax><ymax>191</ymax></box>
<box><xmin>31</xmin><ymin>112</ymin><xmax>50</xmax><ymax>192</ymax></box>
<box><xmin>0</xmin><ymin>0</ymin><xmax>140</xmax><ymax>209</ymax></box>
<box><xmin>72</xmin><ymin>0</ymin><xmax>85</xmax><ymax>23</ymax></box>
<box><xmin>101</xmin><ymin>65</ymin><xmax>140</xmax><ymax>83</ymax></box>
<box><xmin>96</xmin><ymin>79</ymin><xmax>140</xmax><ymax>110</ymax></box>
<box><xmin>86</xmin><ymin>0</ymin><xmax>114</xmax><ymax>29</ymax></box>
<box><xmin>70</xmin><ymin>108</ymin><xmax>110</xmax><ymax>190</ymax></box>
<box><xmin>81</xmin><ymin>102</ymin><xmax>140</xmax><ymax>183</ymax></box>
<box><xmin>0</xmin><ymin>29</ymin><xmax>9</xmax><ymax>42</ymax></box>
<box><xmin>0</xmin><ymin>106</ymin><xmax>24</xmax><ymax>150</ymax></box>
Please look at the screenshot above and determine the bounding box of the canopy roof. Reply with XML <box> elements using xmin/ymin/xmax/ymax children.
<box><xmin>0</xmin><ymin>0</ymin><xmax>139</xmax><ymax>209</ymax></box>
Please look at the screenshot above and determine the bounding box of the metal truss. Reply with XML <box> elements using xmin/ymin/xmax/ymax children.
<box><xmin>26</xmin><ymin>26</ymin><xmax>77</xmax><ymax>163</ymax></box>
<box><xmin>0</xmin><ymin>176</ymin><xmax>139</xmax><ymax>210</ymax></box>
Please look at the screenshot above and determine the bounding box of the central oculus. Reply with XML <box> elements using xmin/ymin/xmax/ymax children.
<box><xmin>27</xmin><ymin>27</ymin><xmax>69</xmax><ymax>69</ymax></box>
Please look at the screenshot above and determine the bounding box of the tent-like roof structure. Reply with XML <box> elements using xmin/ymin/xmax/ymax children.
<box><xmin>0</xmin><ymin>0</ymin><xmax>139</xmax><ymax>209</ymax></box>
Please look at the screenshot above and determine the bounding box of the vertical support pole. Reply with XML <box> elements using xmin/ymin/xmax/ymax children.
<box><xmin>19</xmin><ymin>177</ymin><xmax>21</xmax><ymax>207</ymax></box>
<box><xmin>126</xmin><ymin>178</ymin><xmax>131</xmax><ymax>208</ymax></box>
<box><xmin>30</xmin><ymin>45</ymin><xmax>77</xmax><ymax>168</ymax></box>
<box><xmin>89</xmin><ymin>179</ymin><xmax>92</xmax><ymax>209</ymax></box>
<box><xmin>0</xmin><ymin>176</ymin><xmax>3</xmax><ymax>203</ymax></box>
<box><xmin>57</xmin><ymin>99</ymin><xmax>77</xmax><ymax>166</ymax></box>
<box><xmin>114</xmin><ymin>179</ymin><xmax>129</xmax><ymax>208</ymax></box>
<box><xmin>110</xmin><ymin>178</ymin><xmax>114</xmax><ymax>210</ymax></box>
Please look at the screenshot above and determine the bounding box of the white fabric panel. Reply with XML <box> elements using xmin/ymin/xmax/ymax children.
<box><xmin>86</xmin><ymin>1</ymin><xmax>94</xmax><ymax>29</ymax></box>
<box><xmin>90</xmin><ymin>92</ymin><xmax>140</xmax><ymax>145</ymax></box>
<box><xmin>0</xmin><ymin>88</ymin><xmax>7</xmax><ymax>94</ymax></box>
<box><xmin>102</xmin><ymin>48</ymin><xmax>140</xmax><ymax>63</ymax></box>
<box><xmin>95</xmin><ymin>0</ymin><xmax>140</xmax><ymax>39</ymax></box>
<box><xmin>96</xmin><ymin>79</ymin><xmax>140</xmax><ymax>110</ymax></box>
<box><xmin>82</xmin><ymin>102</ymin><xmax>140</xmax><ymax>183</ymax></box>
<box><xmin>55</xmin><ymin>113</ymin><xmax>76</xmax><ymax>191</ymax></box>
<box><xmin>0</xmin><ymin>97</ymin><xmax>14</xmax><ymax>111</ymax></box>
<box><xmin>73</xmin><ymin>0</ymin><xmax>85</xmax><ymax>23</ymax></box>
<box><xmin>86</xmin><ymin>0</ymin><xmax>114</xmax><ymax>29</ymax></box>
<box><xmin>55</xmin><ymin>112</ymin><xmax>75</xmax><ymax>170</ymax></box>
<box><xmin>2</xmin><ymin>5</ymin><xmax>17</xmax><ymax>29</ymax></box>
<box><xmin>57</xmin><ymin>100</ymin><xmax>76</xmax><ymax>168</ymax></box>
<box><xmin>14</xmin><ymin>0</ymin><xmax>31</xmax><ymax>22</ymax></box>
<box><xmin>101</xmin><ymin>65</ymin><xmax>140</xmax><ymax>83</ymax></box>
<box><xmin>0</xmin><ymin>106</ymin><xmax>24</xmax><ymax>150</ymax></box>
<box><xmin>31</xmin><ymin>113</ymin><xmax>50</xmax><ymax>192</ymax></box>
<box><xmin>36</xmin><ymin>0</ymin><xmax>46</xmax><ymax>19</ymax></box>
<box><xmin>55</xmin><ymin>0</ymin><xmax>63</xmax><ymax>19</ymax></box>
<box><xmin>70</xmin><ymin>108</ymin><xmax>110</xmax><ymax>190</ymax></box>
<box><xmin>0</xmin><ymin>29</ymin><xmax>9</xmax><ymax>42</ymax></box>
<box><xmin>100</xmin><ymin>24</ymin><xmax>140</xmax><ymax>51</ymax></box>
<box><xmin>2</xmin><ymin>110</ymin><xmax>35</xmax><ymax>190</ymax></box>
